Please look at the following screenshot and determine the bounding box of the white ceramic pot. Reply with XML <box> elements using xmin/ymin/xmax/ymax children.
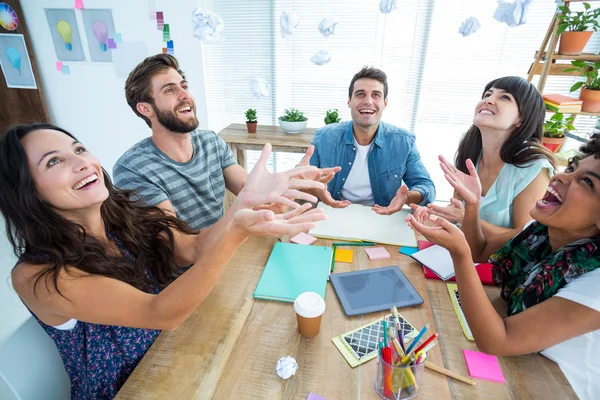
<box><xmin>278</xmin><ymin>119</ymin><xmax>308</xmax><ymax>134</ymax></box>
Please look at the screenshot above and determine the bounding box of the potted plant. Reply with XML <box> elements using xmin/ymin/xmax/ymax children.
<box><xmin>278</xmin><ymin>108</ymin><xmax>308</xmax><ymax>134</ymax></box>
<box><xmin>542</xmin><ymin>113</ymin><xmax>575</xmax><ymax>153</ymax></box>
<box><xmin>324</xmin><ymin>109</ymin><xmax>341</xmax><ymax>125</ymax></box>
<box><xmin>565</xmin><ymin>60</ymin><xmax>600</xmax><ymax>112</ymax></box>
<box><xmin>557</xmin><ymin>2</ymin><xmax>600</xmax><ymax>55</ymax></box>
<box><xmin>245</xmin><ymin>109</ymin><xmax>257</xmax><ymax>133</ymax></box>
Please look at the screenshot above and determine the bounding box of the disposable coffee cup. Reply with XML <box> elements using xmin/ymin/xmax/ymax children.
<box><xmin>294</xmin><ymin>292</ymin><xmax>326</xmax><ymax>338</ymax></box>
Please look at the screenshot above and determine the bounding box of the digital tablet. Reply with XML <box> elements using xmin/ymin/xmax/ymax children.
<box><xmin>330</xmin><ymin>266</ymin><xmax>423</xmax><ymax>316</ymax></box>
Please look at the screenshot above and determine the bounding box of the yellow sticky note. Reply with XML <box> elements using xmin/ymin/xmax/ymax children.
<box><xmin>334</xmin><ymin>249</ymin><xmax>353</xmax><ymax>263</ymax></box>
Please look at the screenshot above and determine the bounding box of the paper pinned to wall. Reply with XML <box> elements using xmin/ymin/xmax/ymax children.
<box><xmin>192</xmin><ymin>8</ymin><xmax>224</xmax><ymax>43</ymax></box>
<box><xmin>309</xmin><ymin>203</ymin><xmax>417</xmax><ymax>247</ymax></box>
<box><xmin>46</xmin><ymin>9</ymin><xmax>86</xmax><ymax>62</ymax></box>
<box><xmin>458</xmin><ymin>16</ymin><xmax>480</xmax><ymax>37</ymax></box>
<box><xmin>112</xmin><ymin>41</ymin><xmax>148</xmax><ymax>78</ymax></box>
<box><xmin>56</xmin><ymin>61</ymin><xmax>63</xmax><ymax>71</ymax></box>
<box><xmin>280</xmin><ymin>11</ymin><xmax>299</xmax><ymax>38</ymax></box>
<box><xmin>0</xmin><ymin>33</ymin><xmax>37</xmax><ymax>89</ymax></box>
<box><xmin>74</xmin><ymin>0</ymin><xmax>84</xmax><ymax>10</ymax></box>
<box><xmin>61</xmin><ymin>65</ymin><xmax>71</xmax><ymax>75</ymax></box>
<box><xmin>148</xmin><ymin>0</ymin><xmax>156</xmax><ymax>19</ymax></box>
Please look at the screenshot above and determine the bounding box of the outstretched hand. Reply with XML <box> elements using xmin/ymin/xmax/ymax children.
<box><xmin>239</xmin><ymin>143</ymin><xmax>327</xmax><ymax>209</ymax></box>
<box><xmin>372</xmin><ymin>184</ymin><xmax>408</xmax><ymax>215</ymax></box>
<box><xmin>406</xmin><ymin>214</ymin><xmax>470</xmax><ymax>256</ymax></box>
<box><xmin>439</xmin><ymin>155</ymin><xmax>481</xmax><ymax>206</ymax></box>
<box><xmin>233</xmin><ymin>203</ymin><xmax>326</xmax><ymax>237</ymax></box>
<box><xmin>425</xmin><ymin>197</ymin><xmax>465</xmax><ymax>224</ymax></box>
<box><xmin>297</xmin><ymin>145</ymin><xmax>349</xmax><ymax>208</ymax></box>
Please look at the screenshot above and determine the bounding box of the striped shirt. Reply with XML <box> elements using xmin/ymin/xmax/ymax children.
<box><xmin>113</xmin><ymin>130</ymin><xmax>236</xmax><ymax>230</ymax></box>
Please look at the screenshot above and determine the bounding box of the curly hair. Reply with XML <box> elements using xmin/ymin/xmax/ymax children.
<box><xmin>576</xmin><ymin>133</ymin><xmax>600</xmax><ymax>161</ymax></box>
<box><xmin>455</xmin><ymin>76</ymin><xmax>556</xmax><ymax>174</ymax></box>
<box><xmin>0</xmin><ymin>123</ymin><xmax>195</xmax><ymax>297</ymax></box>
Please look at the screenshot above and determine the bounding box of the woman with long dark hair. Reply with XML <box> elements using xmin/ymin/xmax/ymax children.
<box><xmin>426</xmin><ymin>77</ymin><xmax>556</xmax><ymax>253</ymax></box>
<box><xmin>0</xmin><ymin>123</ymin><xmax>327</xmax><ymax>399</ymax></box>
<box><xmin>408</xmin><ymin>135</ymin><xmax>600</xmax><ymax>399</ymax></box>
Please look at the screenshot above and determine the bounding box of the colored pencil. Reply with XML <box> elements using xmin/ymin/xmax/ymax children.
<box><xmin>405</xmin><ymin>323</ymin><xmax>429</xmax><ymax>354</ymax></box>
<box><xmin>411</xmin><ymin>333</ymin><xmax>439</xmax><ymax>355</ymax></box>
<box><xmin>332</xmin><ymin>242</ymin><xmax>376</xmax><ymax>247</ymax></box>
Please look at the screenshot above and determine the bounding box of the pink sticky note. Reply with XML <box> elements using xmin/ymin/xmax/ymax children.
<box><xmin>107</xmin><ymin>38</ymin><xmax>117</xmax><ymax>49</ymax></box>
<box><xmin>364</xmin><ymin>247</ymin><xmax>390</xmax><ymax>260</ymax></box>
<box><xmin>56</xmin><ymin>61</ymin><xmax>63</xmax><ymax>71</ymax></box>
<box><xmin>463</xmin><ymin>350</ymin><xmax>505</xmax><ymax>383</ymax></box>
<box><xmin>290</xmin><ymin>232</ymin><xmax>317</xmax><ymax>245</ymax></box>
<box><xmin>307</xmin><ymin>393</ymin><xmax>327</xmax><ymax>400</ymax></box>
<box><xmin>74</xmin><ymin>0</ymin><xmax>84</xmax><ymax>9</ymax></box>
<box><xmin>156</xmin><ymin>11</ymin><xmax>163</xmax><ymax>21</ymax></box>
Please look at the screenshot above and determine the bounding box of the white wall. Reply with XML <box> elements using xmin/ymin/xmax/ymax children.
<box><xmin>0</xmin><ymin>0</ymin><xmax>210</xmax><ymax>344</ymax></box>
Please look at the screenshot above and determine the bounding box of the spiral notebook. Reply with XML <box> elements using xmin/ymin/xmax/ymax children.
<box><xmin>253</xmin><ymin>242</ymin><xmax>333</xmax><ymax>303</ymax></box>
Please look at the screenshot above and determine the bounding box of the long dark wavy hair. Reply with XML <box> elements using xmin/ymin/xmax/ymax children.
<box><xmin>455</xmin><ymin>76</ymin><xmax>556</xmax><ymax>174</ymax></box>
<box><xmin>0</xmin><ymin>123</ymin><xmax>195</xmax><ymax>297</ymax></box>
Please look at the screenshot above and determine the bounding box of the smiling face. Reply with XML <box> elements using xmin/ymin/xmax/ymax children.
<box><xmin>473</xmin><ymin>87</ymin><xmax>521</xmax><ymax>132</ymax></box>
<box><xmin>530</xmin><ymin>156</ymin><xmax>600</xmax><ymax>237</ymax></box>
<box><xmin>141</xmin><ymin>67</ymin><xmax>199</xmax><ymax>133</ymax></box>
<box><xmin>348</xmin><ymin>78</ymin><xmax>388</xmax><ymax>129</ymax></box>
<box><xmin>20</xmin><ymin>129</ymin><xmax>109</xmax><ymax>217</ymax></box>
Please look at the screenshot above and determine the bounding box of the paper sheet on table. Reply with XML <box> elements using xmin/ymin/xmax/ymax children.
<box><xmin>411</xmin><ymin>244</ymin><xmax>456</xmax><ymax>280</ymax></box>
<box><xmin>309</xmin><ymin>203</ymin><xmax>417</xmax><ymax>247</ymax></box>
<box><xmin>463</xmin><ymin>349</ymin><xmax>505</xmax><ymax>383</ymax></box>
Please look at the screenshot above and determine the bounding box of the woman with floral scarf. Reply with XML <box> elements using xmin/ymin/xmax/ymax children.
<box><xmin>408</xmin><ymin>135</ymin><xmax>600</xmax><ymax>400</ymax></box>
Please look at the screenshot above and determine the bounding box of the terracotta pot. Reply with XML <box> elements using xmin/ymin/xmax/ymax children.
<box><xmin>580</xmin><ymin>87</ymin><xmax>600</xmax><ymax>113</ymax></box>
<box><xmin>542</xmin><ymin>136</ymin><xmax>567</xmax><ymax>153</ymax></box>
<box><xmin>246</xmin><ymin>121</ymin><xmax>257</xmax><ymax>133</ymax></box>
<box><xmin>558</xmin><ymin>31</ymin><xmax>593</xmax><ymax>55</ymax></box>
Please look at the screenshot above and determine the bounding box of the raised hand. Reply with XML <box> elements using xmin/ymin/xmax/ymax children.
<box><xmin>298</xmin><ymin>145</ymin><xmax>342</xmax><ymax>183</ymax></box>
<box><xmin>439</xmin><ymin>155</ymin><xmax>481</xmax><ymax>206</ymax></box>
<box><xmin>426</xmin><ymin>197</ymin><xmax>465</xmax><ymax>224</ymax></box>
<box><xmin>406</xmin><ymin>214</ymin><xmax>470</xmax><ymax>256</ymax></box>
<box><xmin>372</xmin><ymin>184</ymin><xmax>408</xmax><ymax>215</ymax></box>
<box><xmin>408</xmin><ymin>204</ymin><xmax>437</xmax><ymax>227</ymax></box>
<box><xmin>239</xmin><ymin>144</ymin><xmax>326</xmax><ymax>209</ymax></box>
<box><xmin>233</xmin><ymin>203</ymin><xmax>326</xmax><ymax>237</ymax></box>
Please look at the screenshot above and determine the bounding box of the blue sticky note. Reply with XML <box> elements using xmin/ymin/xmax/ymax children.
<box><xmin>62</xmin><ymin>65</ymin><xmax>71</xmax><ymax>75</ymax></box>
<box><xmin>114</xmin><ymin>33</ymin><xmax>122</xmax><ymax>43</ymax></box>
<box><xmin>166</xmin><ymin>40</ymin><xmax>174</xmax><ymax>48</ymax></box>
<box><xmin>399</xmin><ymin>246</ymin><xmax>418</xmax><ymax>256</ymax></box>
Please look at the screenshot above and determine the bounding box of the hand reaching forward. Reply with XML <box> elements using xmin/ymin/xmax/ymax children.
<box><xmin>239</xmin><ymin>143</ymin><xmax>326</xmax><ymax>209</ymax></box>
<box><xmin>425</xmin><ymin>197</ymin><xmax>465</xmax><ymax>224</ymax></box>
<box><xmin>406</xmin><ymin>214</ymin><xmax>470</xmax><ymax>256</ymax></box>
<box><xmin>439</xmin><ymin>155</ymin><xmax>481</xmax><ymax>206</ymax></box>
<box><xmin>233</xmin><ymin>203</ymin><xmax>326</xmax><ymax>237</ymax></box>
<box><xmin>372</xmin><ymin>184</ymin><xmax>408</xmax><ymax>215</ymax></box>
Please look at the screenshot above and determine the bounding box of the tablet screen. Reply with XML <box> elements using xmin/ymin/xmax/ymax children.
<box><xmin>330</xmin><ymin>266</ymin><xmax>423</xmax><ymax>316</ymax></box>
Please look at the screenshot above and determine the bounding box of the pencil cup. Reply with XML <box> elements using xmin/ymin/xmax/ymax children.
<box><xmin>294</xmin><ymin>292</ymin><xmax>326</xmax><ymax>338</ymax></box>
<box><xmin>374</xmin><ymin>353</ymin><xmax>425</xmax><ymax>400</ymax></box>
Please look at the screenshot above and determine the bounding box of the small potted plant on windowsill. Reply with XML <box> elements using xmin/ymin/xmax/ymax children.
<box><xmin>543</xmin><ymin>113</ymin><xmax>575</xmax><ymax>153</ymax></box>
<box><xmin>324</xmin><ymin>109</ymin><xmax>341</xmax><ymax>125</ymax></box>
<box><xmin>245</xmin><ymin>108</ymin><xmax>257</xmax><ymax>133</ymax></box>
<box><xmin>278</xmin><ymin>108</ymin><xmax>308</xmax><ymax>134</ymax></box>
<box><xmin>565</xmin><ymin>60</ymin><xmax>600</xmax><ymax>112</ymax></box>
<box><xmin>557</xmin><ymin>2</ymin><xmax>600</xmax><ymax>55</ymax></box>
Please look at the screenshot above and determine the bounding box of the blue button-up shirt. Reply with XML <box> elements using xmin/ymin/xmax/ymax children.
<box><xmin>309</xmin><ymin>121</ymin><xmax>435</xmax><ymax>206</ymax></box>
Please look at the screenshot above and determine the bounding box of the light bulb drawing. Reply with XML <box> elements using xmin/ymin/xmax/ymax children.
<box><xmin>92</xmin><ymin>20</ymin><xmax>108</xmax><ymax>52</ymax></box>
<box><xmin>6</xmin><ymin>47</ymin><xmax>21</xmax><ymax>74</ymax></box>
<box><xmin>56</xmin><ymin>20</ymin><xmax>73</xmax><ymax>51</ymax></box>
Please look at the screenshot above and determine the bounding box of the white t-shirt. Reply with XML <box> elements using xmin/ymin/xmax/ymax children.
<box><xmin>541</xmin><ymin>268</ymin><xmax>600</xmax><ymax>400</ymax></box>
<box><xmin>341</xmin><ymin>139</ymin><xmax>374</xmax><ymax>205</ymax></box>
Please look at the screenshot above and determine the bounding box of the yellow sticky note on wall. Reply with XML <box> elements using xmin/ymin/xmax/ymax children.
<box><xmin>334</xmin><ymin>249</ymin><xmax>353</xmax><ymax>263</ymax></box>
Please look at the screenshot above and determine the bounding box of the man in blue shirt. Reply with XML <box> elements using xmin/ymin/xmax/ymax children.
<box><xmin>303</xmin><ymin>67</ymin><xmax>435</xmax><ymax>215</ymax></box>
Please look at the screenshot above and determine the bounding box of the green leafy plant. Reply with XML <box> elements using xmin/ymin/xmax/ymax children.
<box><xmin>565</xmin><ymin>60</ymin><xmax>600</xmax><ymax>91</ymax></box>
<box><xmin>245</xmin><ymin>108</ymin><xmax>257</xmax><ymax>122</ymax></box>
<box><xmin>557</xmin><ymin>3</ymin><xmax>600</xmax><ymax>34</ymax></box>
<box><xmin>324</xmin><ymin>109</ymin><xmax>341</xmax><ymax>125</ymax></box>
<box><xmin>543</xmin><ymin>113</ymin><xmax>575</xmax><ymax>138</ymax></box>
<box><xmin>279</xmin><ymin>108</ymin><xmax>307</xmax><ymax>122</ymax></box>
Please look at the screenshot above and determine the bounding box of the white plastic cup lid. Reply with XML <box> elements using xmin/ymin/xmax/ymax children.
<box><xmin>294</xmin><ymin>292</ymin><xmax>326</xmax><ymax>318</ymax></box>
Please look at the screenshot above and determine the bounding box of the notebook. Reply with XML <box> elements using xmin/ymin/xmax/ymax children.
<box><xmin>309</xmin><ymin>203</ymin><xmax>417</xmax><ymax>247</ymax></box>
<box><xmin>411</xmin><ymin>244</ymin><xmax>457</xmax><ymax>281</ymax></box>
<box><xmin>253</xmin><ymin>242</ymin><xmax>333</xmax><ymax>302</ymax></box>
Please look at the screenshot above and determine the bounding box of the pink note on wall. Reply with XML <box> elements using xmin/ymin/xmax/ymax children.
<box><xmin>74</xmin><ymin>0</ymin><xmax>84</xmax><ymax>9</ymax></box>
<box><xmin>56</xmin><ymin>61</ymin><xmax>63</xmax><ymax>71</ymax></box>
<box><xmin>463</xmin><ymin>349</ymin><xmax>505</xmax><ymax>383</ymax></box>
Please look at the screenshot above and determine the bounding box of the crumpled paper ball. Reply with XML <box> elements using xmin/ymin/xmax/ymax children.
<box><xmin>318</xmin><ymin>17</ymin><xmax>337</xmax><ymax>38</ymax></box>
<box><xmin>191</xmin><ymin>8</ymin><xmax>224</xmax><ymax>42</ymax></box>
<box><xmin>276</xmin><ymin>356</ymin><xmax>298</xmax><ymax>379</ymax></box>
<box><xmin>493</xmin><ymin>0</ymin><xmax>533</xmax><ymax>27</ymax></box>
<box><xmin>379</xmin><ymin>0</ymin><xmax>397</xmax><ymax>14</ymax></box>
<box><xmin>280</xmin><ymin>11</ymin><xmax>300</xmax><ymax>39</ymax></box>
<box><xmin>249</xmin><ymin>78</ymin><xmax>269</xmax><ymax>100</ymax></box>
<box><xmin>311</xmin><ymin>50</ymin><xmax>331</xmax><ymax>66</ymax></box>
<box><xmin>458</xmin><ymin>16</ymin><xmax>481</xmax><ymax>37</ymax></box>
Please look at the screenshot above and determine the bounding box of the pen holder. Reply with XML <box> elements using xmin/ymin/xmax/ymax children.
<box><xmin>374</xmin><ymin>353</ymin><xmax>425</xmax><ymax>400</ymax></box>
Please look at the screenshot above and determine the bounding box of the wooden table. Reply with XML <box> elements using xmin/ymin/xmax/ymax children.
<box><xmin>116</xmin><ymin>237</ymin><xmax>576</xmax><ymax>399</ymax></box>
<box><xmin>218</xmin><ymin>123</ymin><xmax>315</xmax><ymax>169</ymax></box>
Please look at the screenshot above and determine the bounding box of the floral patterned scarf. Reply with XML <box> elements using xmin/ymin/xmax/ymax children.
<box><xmin>490</xmin><ymin>221</ymin><xmax>600</xmax><ymax>316</ymax></box>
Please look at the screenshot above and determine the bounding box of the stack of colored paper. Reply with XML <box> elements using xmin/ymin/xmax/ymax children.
<box><xmin>542</xmin><ymin>94</ymin><xmax>582</xmax><ymax>113</ymax></box>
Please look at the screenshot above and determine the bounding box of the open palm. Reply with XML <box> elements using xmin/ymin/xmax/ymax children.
<box><xmin>438</xmin><ymin>155</ymin><xmax>481</xmax><ymax>206</ymax></box>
